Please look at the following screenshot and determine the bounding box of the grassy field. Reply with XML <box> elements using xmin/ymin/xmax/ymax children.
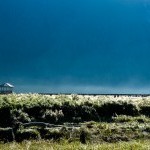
<box><xmin>0</xmin><ymin>94</ymin><xmax>150</xmax><ymax>149</ymax></box>
<box><xmin>1</xmin><ymin>140</ymin><xmax>150</xmax><ymax>150</ymax></box>
<box><xmin>0</xmin><ymin>93</ymin><xmax>150</xmax><ymax>127</ymax></box>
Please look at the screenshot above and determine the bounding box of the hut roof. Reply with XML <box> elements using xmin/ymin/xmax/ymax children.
<box><xmin>0</xmin><ymin>83</ymin><xmax>14</xmax><ymax>88</ymax></box>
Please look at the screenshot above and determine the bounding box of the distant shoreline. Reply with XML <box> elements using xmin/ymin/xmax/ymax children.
<box><xmin>38</xmin><ymin>93</ymin><xmax>150</xmax><ymax>97</ymax></box>
<box><xmin>1</xmin><ymin>92</ymin><xmax>150</xmax><ymax>97</ymax></box>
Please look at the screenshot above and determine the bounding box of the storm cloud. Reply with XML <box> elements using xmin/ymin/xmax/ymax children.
<box><xmin>0</xmin><ymin>0</ymin><xmax>150</xmax><ymax>93</ymax></box>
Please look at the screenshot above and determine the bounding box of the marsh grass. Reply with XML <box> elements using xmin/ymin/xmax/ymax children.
<box><xmin>1</xmin><ymin>140</ymin><xmax>150</xmax><ymax>150</ymax></box>
<box><xmin>1</xmin><ymin>94</ymin><xmax>150</xmax><ymax>145</ymax></box>
<box><xmin>0</xmin><ymin>94</ymin><xmax>150</xmax><ymax>127</ymax></box>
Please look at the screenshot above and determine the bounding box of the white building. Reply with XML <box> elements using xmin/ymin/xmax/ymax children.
<box><xmin>0</xmin><ymin>83</ymin><xmax>14</xmax><ymax>94</ymax></box>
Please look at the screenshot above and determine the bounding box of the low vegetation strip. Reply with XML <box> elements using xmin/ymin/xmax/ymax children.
<box><xmin>0</xmin><ymin>94</ymin><xmax>149</xmax><ymax>127</ymax></box>
<box><xmin>1</xmin><ymin>140</ymin><xmax>150</xmax><ymax>150</ymax></box>
<box><xmin>0</xmin><ymin>94</ymin><xmax>150</xmax><ymax>143</ymax></box>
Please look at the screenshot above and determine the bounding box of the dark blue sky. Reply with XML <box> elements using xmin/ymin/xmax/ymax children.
<box><xmin>0</xmin><ymin>0</ymin><xmax>150</xmax><ymax>93</ymax></box>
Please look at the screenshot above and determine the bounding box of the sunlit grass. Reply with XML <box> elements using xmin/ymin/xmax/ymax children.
<box><xmin>1</xmin><ymin>94</ymin><xmax>150</xmax><ymax>146</ymax></box>
<box><xmin>1</xmin><ymin>140</ymin><xmax>150</xmax><ymax>150</ymax></box>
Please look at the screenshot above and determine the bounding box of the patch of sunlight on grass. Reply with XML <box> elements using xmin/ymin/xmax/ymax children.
<box><xmin>1</xmin><ymin>140</ymin><xmax>150</xmax><ymax>150</ymax></box>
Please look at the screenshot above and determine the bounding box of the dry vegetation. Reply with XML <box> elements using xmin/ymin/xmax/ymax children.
<box><xmin>1</xmin><ymin>140</ymin><xmax>150</xmax><ymax>150</ymax></box>
<box><xmin>0</xmin><ymin>94</ymin><xmax>150</xmax><ymax>149</ymax></box>
<box><xmin>0</xmin><ymin>94</ymin><xmax>150</xmax><ymax>127</ymax></box>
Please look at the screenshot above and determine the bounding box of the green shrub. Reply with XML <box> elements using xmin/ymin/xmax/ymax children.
<box><xmin>42</xmin><ymin>129</ymin><xmax>64</xmax><ymax>140</ymax></box>
<box><xmin>11</xmin><ymin>109</ymin><xmax>31</xmax><ymax>123</ymax></box>
<box><xmin>23</xmin><ymin>105</ymin><xmax>47</xmax><ymax>122</ymax></box>
<box><xmin>16</xmin><ymin>129</ymin><xmax>40</xmax><ymax>142</ymax></box>
<box><xmin>140</xmin><ymin>106</ymin><xmax>150</xmax><ymax>116</ymax></box>
<box><xmin>39</xmin><ymin>127</ymin><xmax>70</xmax><ymax>140</ymax></box>
<box><xmin>80</xmin><ymin>105</ymin><xmax>100</xmax><ymax>121</ymax></box>
<box><xmin>96</xmin><ymin>102</ymin><xmax>139</xmax><ymax>118</ymax></box>
<box><xmin>0</xmin><ymin>106</ymin><xmax>13</xmax><ymax>127</ymax></box>
<box><xmin>61</xmin><ymin>104</ymin><xmax>76</xmax><ymax>122</ymax></box>
<box><xmin>102</xmin><ymin>134</ymin><xmax>129</xmax><ymax>142</ymax></box>
<box><xmin>112</xmin><ymin>115</ymin><xmax>132</xmax><ymax>122</ymax></box>
<box><xmin>112</xmin><ymin>115</ymin><xmax>150</xmax><ymax>123</ymax></box>
<box><xmin>43</xmin><ymin>109</ymin><xmax>64</xmax><ymax>124</ymax></box>
<box><xmin>85</xmin><ymin>121</ymin><xmax>97</xmax><ymax>128</ymax></box>
<box><xmin>0</xmin><ymin>128</ymin><xmax>14</xmax><ymax>142</ymax></box>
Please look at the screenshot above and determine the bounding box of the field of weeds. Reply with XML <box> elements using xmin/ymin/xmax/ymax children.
<box><xmin>1</xmin><ymin>140</ymin><xmax>150</xmax><ymax>150</ymax></box>
<box><xmin>0</xmin><ymin>94</ymin><xmax>150</xmax><ymax>145</ymax></box>
<box><xmin>0</xmin><ymin>94</ymin><xmax>150</xmax><ymax>126</ymax></box>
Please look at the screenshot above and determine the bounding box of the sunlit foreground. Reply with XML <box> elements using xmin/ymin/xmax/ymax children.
<box><xmin>1</xmin><ymin>140</ymin><xmax>150</xmax><ymax>150</ymax></box>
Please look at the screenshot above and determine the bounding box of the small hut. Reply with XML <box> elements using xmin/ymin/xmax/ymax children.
<box><xmin>0</xmin><ymin>83</ymin><xmax>14</xmax><ymax>94</ymax></box>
